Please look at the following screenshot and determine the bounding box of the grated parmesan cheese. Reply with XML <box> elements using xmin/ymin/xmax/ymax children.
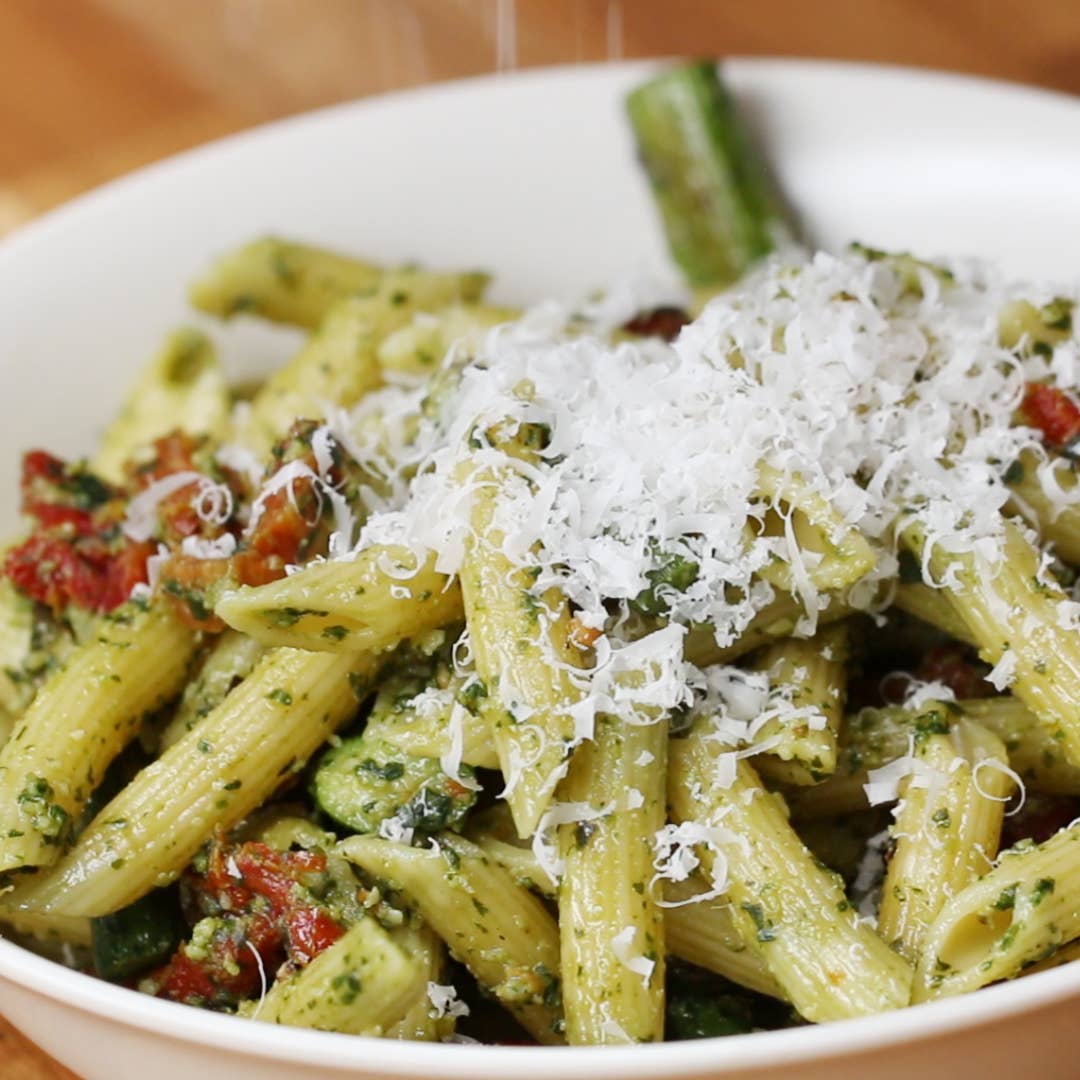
<box><xmin>610</xmin><ymin>925</ymin><xmax>656</xmax><ymax>982</ymax></box>
<box><xmin>377</xmin><ymin>816</ymin><xmax>414</xmax><ymax>846</ymax></box>
<box><xmin>652</xmin><ymin>814</ymin><xmax>746</xmax><ymax>906</ymax></box>
<box><xmin>123</xmin><ymin>472</ymin><xmax>206</xmax><ymax>541</ymax></box>
<box><xmin>180</xmin><ymin>533</ymin><xmax>237</xmax><ymax>560</ymax></box>
<box><xmin>347</xmin><ymin>250</ymin><xmax>1056</xmax><ymax>661</ymax></box>
<box><xmin>426</xmin><ymin>981</ymin><xmax>470</xmax><ymax>1019</ymax></box>
<box><xmin>986</xmin><ymin>649</ymin><xmax>1019</xmax><ymax>691</ymax></box>
<box><xmin>439</xmin><ymin>702</ymin><xmax>482</xmax><ymax>792</ymax></box>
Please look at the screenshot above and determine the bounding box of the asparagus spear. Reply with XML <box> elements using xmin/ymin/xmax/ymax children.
<box><xmin>626</xmin><ymin>60</ymin><xmax>795</xmax><ymax>289</ymax></box>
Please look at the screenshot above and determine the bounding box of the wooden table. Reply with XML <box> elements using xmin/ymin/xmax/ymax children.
<box><xmin>1</xmin><ymin>0</ymin><xmax>1079</xmax><ymax>1075</ymax></box>
<box><xmin>3</xmin><ymin>0</ymin><xmax>1080</xmax><ymax>236</ymax></box>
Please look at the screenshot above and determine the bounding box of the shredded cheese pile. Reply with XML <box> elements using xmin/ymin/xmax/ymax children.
<box><xmin>239</xmin><ymin>249</ymin><xmax>1079</xmax><ymax>902</ymax></box>
<box><xmin>357</xmin><ymin>249</ymin><xmax>1072</xmax><ymax>636</ymax></box>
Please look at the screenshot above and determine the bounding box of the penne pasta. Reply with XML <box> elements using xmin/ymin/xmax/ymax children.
<box><xmin>915</xmin><ymin>823</ymin><xmax>1080</xmax><ymax>1001</ymax></box>
<box><xmin>892</xmin><ymin>583</ymin><xmax>978</xmax><ymax>646</ymax></box>
<box><xmin>682</xmin><ymin>590</ymin><xmax>854</xmax><ymax>669</ymax></box>
<box><xmin>383</xmin><ymin>921</ymin><xmax>455</xmax><ymax>1042</ymax></box>
<box><xmin>557</xmin><ymin>714</ymin><xmax>667</xmax><ymax>1043</ymax></box>
<box><xmin>661</xmin><ymin>878</ymin><xmax>785</xmax><ymax>1000</ymax></box>
<box><xmin>753</xmin><ymin>465</ymin><xmax>878</xmax><ymax>594</ymax></box>
<box><xmin>188</xmin><ymin>237</ymin><xmax>384</xmax><ymax>328</ymax></box>
<box><xmin>237</xmin><ymin>273</ymin><xmax>488</xmax><ymax>455</ymax></box>
<box><xmin>215</xmin><ymin>545</ymin><xmax>462</xmax><ymax>653</ymax></box>
<box><xmin>1005</xmin><ymin>450</ymin><xmax>1080</xmax><ymax>566</ymax></box>
<box><xmin>750</xmin><ymin>622</ymin><xmax>850</xmax><ymax>786</ymax></box>
<box><xmin>902</xmin><ymin>518</ymin><xmax>1080</xmax><ymax>770</ymax></box>
<box><xmin>158</xmin><ymin>630</ymin><xmax>265</xmax><ymax>751</ymax></box>
<box><xmin>0</xmin><ymin>602</ymin><xmax>197</xmax><ymax>873</ymax></box>
<box><xmin>459</xmin><ymin>443</ymin><xmax>585</xmax><ymax>838</ymax></box>
<box><xmin>376</xmin><ymin>303</ymin><xmax>518</xmax><ymax>378</ymax></box>
<box><xmin>91</xmin><ymin>328</ymin><xmax>230</xmax><ymax>483</ymax></box>
<box><xmin>667</xmin><ymin>719</ymin><xmax>912</xmax><ymax>1021</ymax></box>
<box><xmin>876</xmin><ymin>714</ymin><xmax>1013</xmax><ymax>963</ymax></box>
<box><xmin>340</xmin><ymin>832</ymin><xmax>565</xmax><ymax>1044</ymax></box>
<box><xmin>3</xmin><ymin>646</ymin><xmax>383</xmax><ymax>916</ymax></box>
<box><xmin>252</xmin><ymin>916</ymin><xmax>424</xmax><ymax>1034</ymax></box>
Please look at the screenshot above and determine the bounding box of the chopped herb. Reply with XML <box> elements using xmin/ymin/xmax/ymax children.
<box><xmin>17</xmin><ymin>776</ymin><xmax>71</xmax><ymax>845</ymax></box>
<box><xmin>457</xmin><ymin>678</ymin><xmax>488</xmax><ymax>708</ymax></box>
<box><xmin>741</xmin><ymin>901</ymin><xmax>777</xmax><ymax>943</ymax></box>
<box><xmin>1032</xmin><ymin>878</ymin><xmax>1055</xmax><ymax>906</ymax></box>
<box><xmin>992</xmin><ymin>883</ymin><xmax>1019</xmax><ymax>911</ymax></box>
<box><xmin>574</xmin><ymin>820</ymin><xmax>597</xmax><ymax>849</ymax></box>
<box><xmin>521</xmin><ymin>590</ymin><xmax>542</xmax><ymax>621</ymax></box>
<box><xmin>62</xmin><ymin>469</ymin><xmax>114</xmax><ymax>511</ymax></box>
<box><xmin>161</xmin><ymin>580</ymin><xmax>213</xmax><ymax>623</ymax></box>
<box><xmin>517</xmin><ymin>422</ymin><xmax>552</xmax><ymax>450</ymax></box>
<box><xmin>630</xmin><ymin>552</ymin><xmax>700</xmax><ymax>617</ymax></box>
<box><xmin>1002</xmin><ymin>459</ymin><xmax>1025</xmax><ymax>486</ymax></box>
<box><xmin>268</xmin><ymin>606</ymin><xmax>329</xmax><ymax>628</ymax></box>
<box><xmin>914</xmin><ymin>709</ymin><xmax>950</xmax><ymax>743</ymax></box>
<box><xmin>357</xmin><ymin>758</ymin><xmax>405</xmax><ymax>782</ymax></box>
<box><xmin>1042</xmin><ymin>297</ymin><xmax>1075</xmax><ymax>333</ymax></box>
<box><xmin>331</xmin><ymin>972</ymin><xmax>362</xmax><ymax>1004</ymax></box>
<box><xmin>999</xmin><ymin>923</ymin><xmax>1020</xmax><ymax>951</ymax></box>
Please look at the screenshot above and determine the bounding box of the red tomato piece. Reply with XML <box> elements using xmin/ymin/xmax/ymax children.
<box><xmin>915</xmin><ymin>644</ymin><xmax>992</xmax><ymax>700</ymax></box>
<box><xmin>150</xmin><ymin>841</ymin><xmax>344</xmax><ymax>1010</ymax></box>
<box><xmin>4</xmin><ymin>535</ymin><xmax>105</xmax><ymax>612</ymax></box>
<box><xmin>622</xmin><ymin>306</ymin><xmax>691</xmax><ymax>342</ymax></box>
<box><xmin>1020</xmin><ymin>383</ymin><xmax>1080</xmax><ymax>450</ymax></box>
<box><xmin>1001</xmin><ymin>794</ymin><xmax>1080</xmax><ymax>850</ymax></box>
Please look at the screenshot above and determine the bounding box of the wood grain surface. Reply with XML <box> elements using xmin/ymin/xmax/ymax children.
<box><xmin>1</xmin><ymin>0</ymin><xmax>1079</xmax><ymax>1075</ymax></box>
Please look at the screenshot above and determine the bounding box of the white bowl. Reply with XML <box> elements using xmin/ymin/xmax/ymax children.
<box><xmin>2</xmin><ymin>59</ymin><xmax>1080</xmax><ymax>1080</ymax></box>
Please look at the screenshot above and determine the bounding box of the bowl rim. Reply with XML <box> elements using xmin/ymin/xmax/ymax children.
<box><xmin>2</xmin><ymin>55</ymin><xmax>1080</xmax><ymax>1075</ymax></box>
<box><xmin>5</xmin><ymin>931</ymin><xmax>1080</xmax><ymax>1076</ymax></box>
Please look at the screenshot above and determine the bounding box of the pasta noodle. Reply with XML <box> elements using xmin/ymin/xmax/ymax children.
<box><xmin>668</xmin><ymin>720</ymin><xmax>913</xmax><ymax>1021</ymax></box>
<box><xmin>876</xmin><ymin>713</ymin><xmax>1013</xmax><ymax>963</ymax></box>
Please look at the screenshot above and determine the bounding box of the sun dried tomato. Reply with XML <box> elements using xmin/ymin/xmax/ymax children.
<box><xmin>5</xmin><ymin>450</ymin><xmax>151</xmax><ymax>614</ymax></box>
<box><xmin>1020</xmin><ymin>383</ymin><xmax>1080</xmax><ymax>451</ymax></box>
<box><xmin>129</xmin><ymin>431</ymin><xmax>204</xmax><ymax>486</ymax></box>
<box><xmin>147</xmin><ymin>840</ymin><xmax>345</xmax><ymax>1009</ymax></box>
<box><xmin>1001</xmin><ymin>794</ymin><xmax>1080</xmax><ymax>849</ymax></box>
<box><xmin>4</xmin><ymin>535</ymin><xmax>105</xmax><ymax>612</ymax></box>
<box><xmin>19</xmin><ymin>449</ymin><xmax>120</xmax><ymax>532</ymax></box>
<box><xmin>915</xmin><ymin>643</ymin><xmax>993</xmax><ymax>700</ymax></box>
<box><xmin>622</xmin><ymin>305</ymin><xmax>691</xmax><ymax>342</ymax></box>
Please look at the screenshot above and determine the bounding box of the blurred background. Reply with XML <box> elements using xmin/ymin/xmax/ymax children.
<box><xmin>1</xmin><ymin>1</ymin><xmax>1079</xmax><ymax>1075</ymax></box>
<box><xmin>3</xmin><ymin>0</ymin><xmax>1080</xmax><ymax>238</ymax></box>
